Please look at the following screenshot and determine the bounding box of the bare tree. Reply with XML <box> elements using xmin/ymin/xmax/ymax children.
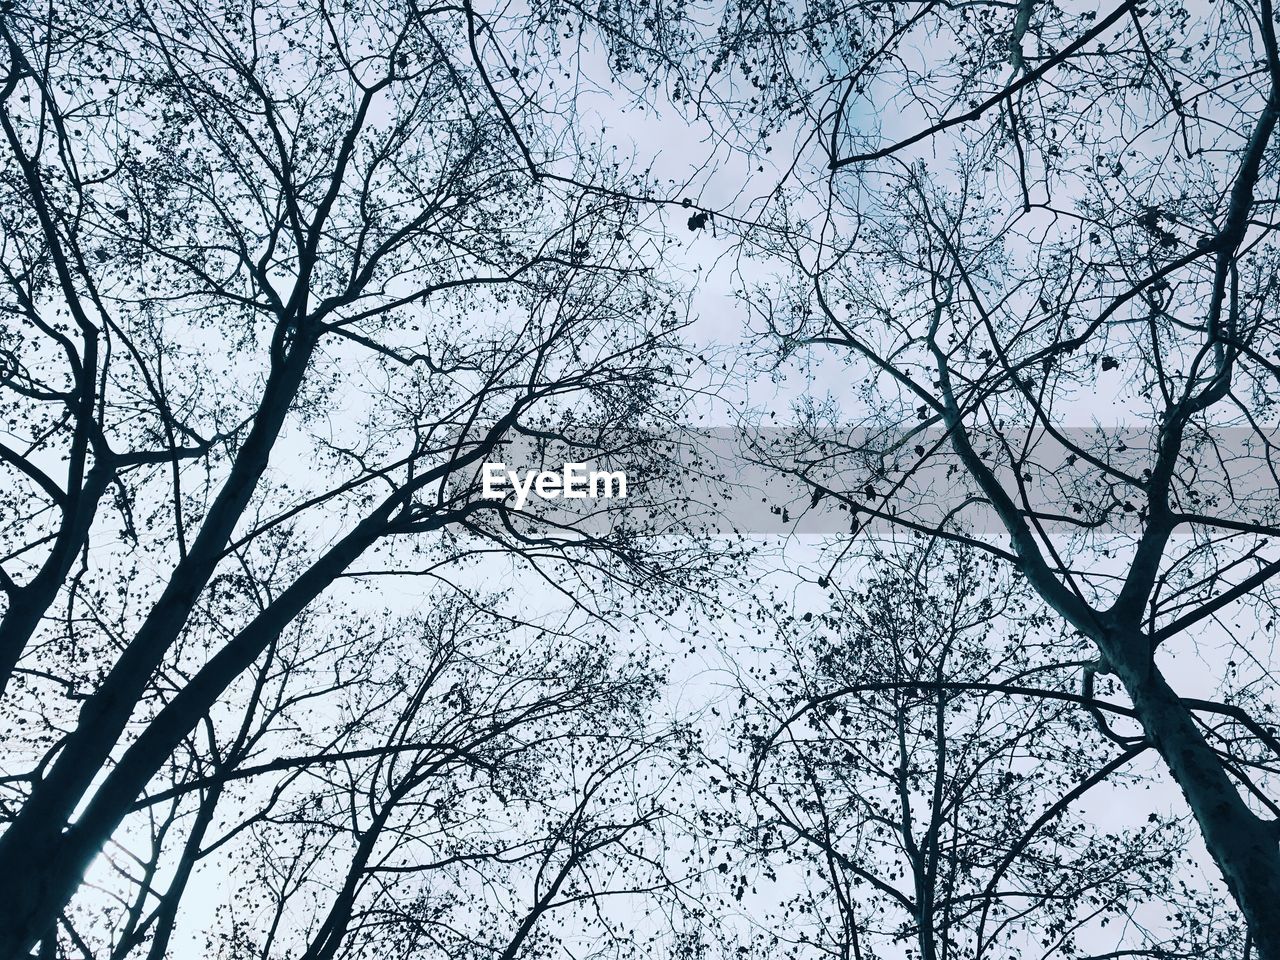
<box><xmin>724</xmin><ymin>544</ymin><xmax>1237</xmax><ymax>960</ymax></box>
<box><xmin>12</xmin><ymin>0</ymin><xmax>1278</xmax><ymax>955</ymax></box>
<box><xmin>0</xmin><ymin>0</ymin><xmax>703</xmax><ymax>953</ymax></box>
<box><xmin>194</xmin><ymin>602</ymin><xmax>698</xmax><ymax>960</ymax></box>
<box><xmin>617</xmin><ymin>0</ymin><xmax>1280</xmax><ymax>951</ymax></box>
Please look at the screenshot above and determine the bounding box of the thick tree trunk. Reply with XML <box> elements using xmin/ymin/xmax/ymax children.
<box><xmin>0</xmin><ymin>506</ymin><xmax>385</xmax><ymax>958</ymax></box>
<box><xmin>0</xmin><ymin>404</ymin><xmax>505</xmax><ymax>954</ymax></box>
<box><xmin>0</xmin><ymin>336</ymin><xmax>317</xmax><ymax>953</ymax></box>
<box><xmin>1107</xmin><ymin>638</ymin><xmax>1280</xmax><ymax>959</ymax></box>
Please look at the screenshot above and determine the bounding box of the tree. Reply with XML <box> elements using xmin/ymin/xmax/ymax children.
<box><xmin>198</xmin><ymin>602</ymin><xmax>697</xmax><ymax>960</ymax></box>
<box><xmin>0</xmin><ymin>0</ymin><xmax>702</xmax><ymax>953</ymax></box>
<box><xmin>725</xmin><ymin>544</ymin><xmax>1238</xmax><ymax>960</ymax></box>
<box><xmin>11</xmin><ymin>0</ymin><xmax>1280</xmax><ymax>955</ymax></box>
<box><xmin>631</xmin><ymin>0</ymin><xmax>1280</xmax><ymax>951</ymax></box>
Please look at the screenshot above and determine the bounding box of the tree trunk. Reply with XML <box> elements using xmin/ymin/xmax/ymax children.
<box><xmin>1107</xmin><ymin>637</ymin><xmax>1280</xmax><ymax>959</ymax></box>
<box><xmin>0</xmin><ymin>335</ymin><xmax>317</xmax><ymax>952</ymax></box>
<box><xmin>299</xmin><ymin>796</ymin><xmax>402</xmax><ymax>960</ymax></box>
<box><xmin>0</xmin><ymin>506</ymin><xmax>385</xmax><ymax>958</ymax></box>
